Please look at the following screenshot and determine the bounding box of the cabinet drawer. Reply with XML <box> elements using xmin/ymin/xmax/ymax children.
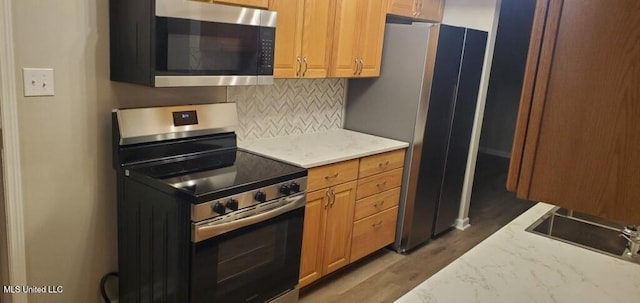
<box><xmin>307</xmin><ymin>159</ymin><xmax>359</xmax><ymax>191</ymax></box>
<box><xmin>351</xmin><ymin>206</ymin><xmax>399</xmax><ymax>262</ymax></box>
<box><xmin>356</xmin><ymin>168</ymin><xmax>403</xmax><ymax>200</ymax></box>
<box><xmin>354</xmin><ymin>188</ymin><xmax>400</xmax><ymax>221</ymax></box>
<box><xmin>359</xmin><ymin>149</ymin><xmax>405</xmax><ymax>179</ymax></box>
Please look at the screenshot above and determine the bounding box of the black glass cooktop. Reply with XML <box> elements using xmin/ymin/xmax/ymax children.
<box><xmin>131</xmin><ymin>149</ymin><xmax>306</xmax><ymax>201</ymax></box>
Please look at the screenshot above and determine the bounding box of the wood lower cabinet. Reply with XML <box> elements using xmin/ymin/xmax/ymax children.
<box><xmin>387</xmin><ymin>0</ymin><xmax>444</xmax><ymax>22</ymax></box>
<box><xmin>507</xmin><ymin>0</ymin><xmax>640</xmax><ymax>224</ymax></box>
<box><xmin>322</xmin><ymin>182</ymin><xmax>357</xmax><ymax>275</ymax></box>
<box><xmin>269</xmin><ymin>0</ymin><xmax>334</xmax><ymax>78</ymax></box>
<box><xmin>330</xmin><ymin>0</ymin><xmax>387</xmax><ymax>77</ymax></box>
<box><xmin>298</xmin><ymin>190</ymin><xmax>325</xmax><ymax>287</ymax></box>
<box><xmin>353</xmin><ymin>187</ymin><xmax>400</xmax><ymax>221</ymax></box>
<box><xmin>356</xmin><ymin>168</ymin><xmax>403</xmax><ymax>200</ymax></box>
<box><xmin>298</xmin><ymin>179</ymin><xmax>357</xmax><ymax>288</ymax></box>
<box><xmin>351</xmin><ymin>206</ymin><xmax>399</xmax><ymax>262</ymax></box>
<box><xmin>350</xmin><ymin>150</ymin><xmax>404</xmax><ymax>262</ymax></box>
<box><xmin>307</xmin><ymin>159</ymin><xmax>359</xmax><ymax>191</ymax></box>
<box><xmin>298</xmin><ymin>149</ymin><xmax>406</xmax><ymax>288</ymax></box>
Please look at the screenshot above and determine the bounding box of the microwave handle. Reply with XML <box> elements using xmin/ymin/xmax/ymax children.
<box><xmin>193</xmin><ymin>193</ymin><xmax>306</xmax><ymax>242</ymax></box>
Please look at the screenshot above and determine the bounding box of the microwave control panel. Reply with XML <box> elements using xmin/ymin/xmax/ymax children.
<box><xmin>258</xmin><ymin>27</ymin><xmax>275</xmax><ymax>75</ymax></box>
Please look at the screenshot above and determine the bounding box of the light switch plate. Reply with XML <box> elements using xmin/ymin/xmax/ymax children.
<box><xmin>23</xmin><ymin>68</ymin><xmax>55</xmax><ymax>97</ymax></box>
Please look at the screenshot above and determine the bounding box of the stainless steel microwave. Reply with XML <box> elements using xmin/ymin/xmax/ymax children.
<box><xmin>110</xmin><ymin>0</ymin><xmax>276</xmax><ymax>87</ymax></box>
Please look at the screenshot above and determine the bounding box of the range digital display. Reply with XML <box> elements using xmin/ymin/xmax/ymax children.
<box><xmin>172</xmin><ymin>110</ymin><xmax>199</xmax><ymax>126</ymax></box>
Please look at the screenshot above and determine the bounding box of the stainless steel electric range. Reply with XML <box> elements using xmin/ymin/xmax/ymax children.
<box><xmin>112</xmin><ymin>103</ymin><xmax>306</xmax><ymax>303</ymax></box>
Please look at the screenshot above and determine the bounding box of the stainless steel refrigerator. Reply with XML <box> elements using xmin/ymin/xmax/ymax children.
<box><xmin>345</xmin><ymin>23</ymin><xmax>488</xmax><ymax>252</ymax></box>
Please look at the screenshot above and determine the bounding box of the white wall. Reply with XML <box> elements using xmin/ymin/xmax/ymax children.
<box><xmin>10</xmin><ymin>0</ymin><xmax>225</xmax><ymax>302</ymax></box>
<box><xmin>442</xmin><ymin>0</ymin><xmax>502</xmax><ymax>229</ymax></box>
<box><xmin>443</xmin><ymin>0</ymin><xmax>500</xmax><ymax>32</ymax></box>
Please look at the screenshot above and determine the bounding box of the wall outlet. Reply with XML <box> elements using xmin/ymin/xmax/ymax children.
<box><xmin>23</xmin><ymin>68</ymin><xmax>55</xmax><ymax>97</ymax></box>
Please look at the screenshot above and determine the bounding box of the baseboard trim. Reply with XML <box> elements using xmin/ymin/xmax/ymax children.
<box><xmin>454</xmin><ymin>217</ymin><xmax>470</xmax><ymax>231</ymax></box>
<box><xmin>478</xmin><ymin>147</ymin><xmax>511</xmax><ymax>159</ymax></box>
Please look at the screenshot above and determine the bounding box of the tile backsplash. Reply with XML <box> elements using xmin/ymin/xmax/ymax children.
<box><xmin>228</xmin><ymin>79</ymin><xmax>347</xmax><ymax>142</ymax></box>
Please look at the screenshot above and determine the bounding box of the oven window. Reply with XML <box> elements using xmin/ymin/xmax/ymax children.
<box><xmin>191</xmin><ymin>207</ymin><xmax>304</xmax><ymax>303</ymax></box>
<box><xmin>217</xmin><ymin>224</ymin><xmax>284</xmax><ymax>284</ymax></box>
<box><xmin>155</xmin><ymin>17</ymin><xmax>259</xmax><ymax>75</ymax></box>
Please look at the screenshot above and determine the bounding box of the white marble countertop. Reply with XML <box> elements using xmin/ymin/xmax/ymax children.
<box><xmin>239</xmin><ymin>129</ymin><xmax>409</xmax><ymax>168</ymax></box>
<box><xmin>397</xmin><ymin>203</ymin><xmax>640</xmax><ymax>303</ymax></box>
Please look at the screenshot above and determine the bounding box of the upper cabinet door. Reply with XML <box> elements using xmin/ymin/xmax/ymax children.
<box><xmin>299</xmin><ymin>0</ymin><xmax>335</xmax><ymax>78</ymax></box>
<box><xmin>270</xmin><ymin>0</ymin><xmax>304</xmax><ymax>78</ymax></box>
<box><xmin>330</xmin><ymin>0</ymin><xmax>386</xmax><ymax>78</ymax></box>
<box><xmin>357</xmin><ymin>0</ymin><xmax>387</xmax><ymax>77</ymax></box>
<box><xmin>508</xmin><ymin>0</ymin><xmax>640</xmax><ymax>224</ymax></box>
<box><xmin>270</xmin><ymin>0</ymin><xmax>334</xmax><ymax>78</ymax></box>
<box><xmin>387</xmin><ymin>0</ymin><xmax>443</xmax><ymax>22</ymax></box>
<box><xmin>330</xmin><ymin>0</ymin><xmax>362</xmax><ymax>77</ymax></box>
<box><xmin>416</xmin><ymin>0</ymin><xmax>444</xmax><ymax>22</ymax></box>
<box><xmin>387</xmin><ymin>0</ymin><xmax>416</xmax><ymax>17</ymax></box>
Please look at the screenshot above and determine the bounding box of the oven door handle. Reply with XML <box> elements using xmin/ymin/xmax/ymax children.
<box><xmin>193</xmin><ymin>193</ymin><xmax>306</xmax><ymax>242</ymax></box>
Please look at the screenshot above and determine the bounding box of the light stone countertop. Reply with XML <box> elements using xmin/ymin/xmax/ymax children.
<box><xmin>239</xmin><ymin>129</ymin><xmax>409</xmax><ymax>168</ymax></box>
<box><xmin>396</xmin><ymin>203</ymin><xmax>640</xmax><ymax>303</ymax></box>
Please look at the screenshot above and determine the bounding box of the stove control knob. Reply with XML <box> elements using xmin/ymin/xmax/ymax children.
<box><xmin>212</xmin><ymin>202</ymin><xmax>226</xmax><ymax>215</ymax></box>
<box><xmin>279</xmin><ymin>184</ymin><xmax>291</xmax><ymax>195</ymax></box>
<box><xmin>290</xmin><ymin>182</ymin><xmax>301</xmax><ymax>193</ymax></box>
<box><xmin>254</xmin><ymin>191</ymin><xmax>267</xmax><ymax>203</ymax></box>
<box><xmin>225</xmin><ymin>199</ymin><xmax>239</xmax><ymax>211</ymax></box>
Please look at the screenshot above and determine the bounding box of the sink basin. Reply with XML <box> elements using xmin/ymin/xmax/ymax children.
<box><xmin>527</xmin><ymin>207</ymin><xmax>639</xmax><ymax>264</ymax></box>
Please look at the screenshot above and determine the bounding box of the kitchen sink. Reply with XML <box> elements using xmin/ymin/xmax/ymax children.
<box><xmin>527</xmin><ymin>207</ymin><xmax>640</xmax><ymax>264</ymax></box>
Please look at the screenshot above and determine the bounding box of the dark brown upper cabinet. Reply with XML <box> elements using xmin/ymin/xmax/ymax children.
<box><xmin>508</xmin><ymin>0</ymin><xmax>640</xmax><ymax>225</ymax></box>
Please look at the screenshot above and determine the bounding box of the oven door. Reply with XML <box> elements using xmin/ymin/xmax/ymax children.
<box><xmin>191</xmin><ymin>194</ymin><xmax>304</xmax><ymax>303</ymax></box>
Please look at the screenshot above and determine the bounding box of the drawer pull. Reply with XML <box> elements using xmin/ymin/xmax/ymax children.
<box><xmin>373</xmin><ymin>200</ymin><xmax>385</xmax><ymax>208</ymax></box>
<box><xmin>376</xmin><ymin>181</ymin><xmax>387</xmax><ymax>188</ymax></box>
<box><xmin>378</xmin><ymin>160</ymin><xmax>390</xmax><ymax>168</ymax></box>
<box><xmin>324</xmin><ymin>172</ymin><xmax>339</xmax><ymax>180</ymax></box>
<box><xmin>372</xmin><ymin>221</ymin><xmax>383</xmax><ymax>228</ymax></box>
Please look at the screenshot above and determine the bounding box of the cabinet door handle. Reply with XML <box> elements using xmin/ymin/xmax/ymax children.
<box><xmin>353</xmin><ymin>58</ymin><xmax>359</xmax><ymax>75</ymax></box>
<box><xmin>303</xmin><ymin>57</ymin><xmax>309</xmax><ymax>77</ymax></box>
<box><xmin>325</xmin><ymin>188</ymin><xmax>331</xmax><ymax>209</ymax></box>
<box><xmin>378</xmin><ymin>160</ymin><xmax>390</xmax><ymax>168</ymax></box>
<box><xmin>329</xmin><ymin>188</ymin><xmax>336</xmax><ymax>208</ymax></box>
<box><xmin>296</xmin><ymin>56</ymin><xmax>302</xmax><ymax>77</ymax></box>
<box><xmin>418</xmin><ymin>0</ymin><xmax>423</xmax><ymax>16</ymax></box>
<box><xmin>358</xmin><ymin>58</ymin><xmax>364</xmax><ymax>75</ymax></box>
<box><xmin>324</xmin><ymin>172</ymin><xmax>339</xmax><ymax>180</ymax></box>
<box><xmin>372</xmin><ymin>221</ymin><xmax>383</xmax><ymax>228</ymax></box>
<box><xmin>413</xmin><ymin>0</ymin><xmax>418</xmax><ymax>16</ymax></box>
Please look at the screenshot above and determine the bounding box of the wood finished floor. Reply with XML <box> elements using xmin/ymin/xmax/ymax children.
<box><xmin>299</xmin><ymin>153</ymin><xmax>536</xmax><ymax>303</ymax></box>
